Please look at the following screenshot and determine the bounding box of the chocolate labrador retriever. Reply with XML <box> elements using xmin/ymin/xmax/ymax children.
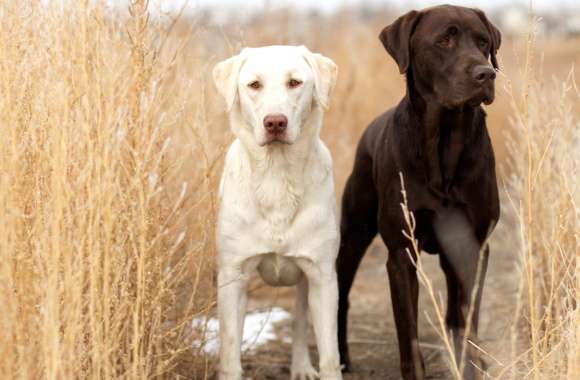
<box><xmin>336</xmin><ymin>5</ymin><xmax>501</xmax><ymax>380</ymax></box>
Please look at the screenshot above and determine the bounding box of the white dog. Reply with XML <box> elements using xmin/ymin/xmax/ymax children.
<box><xmin>213</xmin><ymin>45</ymin><xmax>342</xmax><ymax>380</ymax></box>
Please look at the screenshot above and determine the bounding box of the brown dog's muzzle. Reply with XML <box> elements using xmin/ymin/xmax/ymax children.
<box><xmin>472</xmin><ymin>65</ymin><xmax>496</xmax><ymax>84</ymax></box>
<box><xmin>467</xmin><ymin>64</ymin><xmax>496</xmax><ymax>106</ymax></box>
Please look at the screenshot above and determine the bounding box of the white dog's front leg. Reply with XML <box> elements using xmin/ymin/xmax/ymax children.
<box><xmin>218</xmin><ymin>267</ymin><xmax>248</xmax><ymax>380</ymax></box>
<box><xmin>305</xmin><ymin>263</ymin><xmax>342</xmax><ymax>380</ymax></box>
<box><xmin>292</xmin><ymin>277</ymin><xmax>319</xmax><ymax>380</ymax></box>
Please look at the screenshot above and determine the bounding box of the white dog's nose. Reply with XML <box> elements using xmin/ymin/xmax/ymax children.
<box><xmin>263</xmin><ymin>114</ymin><xmax>288</xmax><ymax>134</ymax></box>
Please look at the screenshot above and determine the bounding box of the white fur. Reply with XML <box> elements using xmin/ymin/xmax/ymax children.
<box><xmin>213</xmin><ymin>45</ymin><xmax>342</xmax><ymax>380</ymax></box>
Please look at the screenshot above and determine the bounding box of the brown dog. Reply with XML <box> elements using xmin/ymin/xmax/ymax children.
<box><xmin>336</xmin><ymin>5</ymin><xmax>501</xmax><ymax>380</ymax></box>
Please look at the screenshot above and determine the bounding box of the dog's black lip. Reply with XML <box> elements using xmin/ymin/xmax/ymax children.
<box><xmin>482</xmin><ymin>95</ymin><xmax>494</xmax><ymax>105</ymax></box>
<box><xmin>442</xmin><ymin>94</ymin><xmax>489</xmax><ymax>109</ymax></box>
<box><xmin>264</xmin><ymin>137</ymin><xmax>291</xmax><ymax>146</ymax></box>
<box><xmin>465</xmin><ymin>93</ymin><xmax>494</xmax><ymax>107</ymax></box>
<box><xmin>466</xmin><ymin>98</ymin><xmax>483</xmax><ymax>107</ymax></box>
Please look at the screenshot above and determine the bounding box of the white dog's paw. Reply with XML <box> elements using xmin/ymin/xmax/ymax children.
<box><xmin>218</xmin><ymin>370</ymin><xmax>243</xmax><ymax>380</ymax></box>
<box><xmin>318</xmin><ymin>368</ymin><xmax>343</xmax><ymax>380</ymax></box>
<box><xmin>218</xmin><ymin>375</ymin><xmax>242</xmax><ymax>380</ymax></box>
<box><xmin>291</xmin><ymin>364</ymin><xmax>319</xmax><ymax>380</ymax></box>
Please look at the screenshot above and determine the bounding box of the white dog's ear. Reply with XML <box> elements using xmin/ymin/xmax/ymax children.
<box><xmin>300</xmin><ymin>46</ymin><xmax>338</xmax><ymax>110</ymax></box>
<box><xmin>213</xmin><ymin>50</ymin><xmax>247</xmax><ymax>111</ymax></box>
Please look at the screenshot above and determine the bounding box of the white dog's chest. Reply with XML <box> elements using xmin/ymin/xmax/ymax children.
<box><xmin>251</xmin><ymin>169</ymin><xmax>303</xmax><ymax>229</ymax></box>
<box><xmin>219</xmin><ymin>183</ymin><xmax>315</xmax><ymax>254</ymax></box>
<box><xmin>217</xmin><ymin>140</ymin><xmax>338</xmax><ymax>262</ymax></box>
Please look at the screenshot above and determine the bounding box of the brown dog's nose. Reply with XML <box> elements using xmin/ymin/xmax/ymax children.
<box><xmin>473</xmin><ymin>65</ymin><xmax>496</xmax><ymax>84</ymax></box>
<box><xmin>263</xmin><ymin>114</ymin><xmax>288</xmax><ymax>133</ymax></box>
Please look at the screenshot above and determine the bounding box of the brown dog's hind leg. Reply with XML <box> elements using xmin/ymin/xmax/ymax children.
<box><xmin>336</xmin><ymin>171</ymin><xmax>378</xmax><ymax>372</ymax></box>
<box><xmin>385</xmin><ymin>247</ymin><xmax>426</xmax><ymax>380</ymax></box>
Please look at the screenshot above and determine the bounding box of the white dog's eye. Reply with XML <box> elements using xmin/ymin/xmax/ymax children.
<box><xmin>248</xmin><ymin>80</ymin><xmax>262</xmax><ymax>90</ymax></box>
<box><xmin>288</xmin><ymin>79</ymin><xmax>303</xmax><ymax>89</ymax></box>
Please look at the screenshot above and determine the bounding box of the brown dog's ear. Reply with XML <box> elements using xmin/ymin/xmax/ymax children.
<box><xmin>379</xmin><ymin>10</ymin><xmax>422</xmax><ymax>74</ymax></box>
<box><xmin>474</xmin><ymin>9</ymin><xmax>502</xmax><ymax>70</ymax></box>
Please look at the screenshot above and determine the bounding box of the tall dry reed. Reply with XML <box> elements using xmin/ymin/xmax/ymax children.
<box><xmin>0</xmin><ymin>1</ymin><xmax>219</xmax><ymax>379</ymax></box>
<box><xmin>501</xmin><ymin>17</ymin><xmax>579</xmax><ymax>379</ymax></box>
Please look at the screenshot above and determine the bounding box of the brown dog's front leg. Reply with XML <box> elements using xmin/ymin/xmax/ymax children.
<box><xmin>386</xmin><ymin>248</ymin><xmax>426</xmax><ymax>380</ymax></box>
<box><xmin>434</xmin><ymin>208</ymin><xmax>489</xmax><ymax>380</ymax></box>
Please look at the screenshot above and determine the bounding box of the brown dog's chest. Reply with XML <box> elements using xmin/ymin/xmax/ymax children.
<box><xmin>437</xmin><ymin>121</ymin><xmax>467</xmax><ymax>191</ymax></box>
<box><xmin>419</xmin><ymin>106</ymin><xmax>478</xmax><ymax>201</ymax></box>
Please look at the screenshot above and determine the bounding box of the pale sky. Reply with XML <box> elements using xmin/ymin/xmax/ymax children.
<box><xmin>107</xmin><ymin>0</ymin><xmax>580</xmax><ymax>21</ymax></box>
<box><xmin>171</xmin><ymin>0</ymin><xmax>580</xmax><ymax>12</ymax></box>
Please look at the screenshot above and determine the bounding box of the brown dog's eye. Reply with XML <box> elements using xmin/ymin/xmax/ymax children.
<box><xmin>248</xmin><ymin>81</ymin><xmax>262</xmax><ymax>90</ymax></box>
<box><xmin>438</xmin><ymin>26</ymin><xmax>458</xmax><ymax>47</ymax></box>
<box><xmin>478</xmin><ymin>39</ymin><xmax>489</xmax><ymax>49</ymax></box>
<box><xmin>288</xmin><ymin>79</ymin><xmax>303</xmax><ymax>88</ymax></box>
<box><xmin>438</xmin><ymin>35</ymin><xmax>452</xmax><ymax>47</ymax></box>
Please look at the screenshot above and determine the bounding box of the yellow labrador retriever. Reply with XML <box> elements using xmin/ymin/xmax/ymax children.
<box><xmin>213</xmin><ymin>45</ymin><xmax>342</xmax><ymax>380</ymax></box>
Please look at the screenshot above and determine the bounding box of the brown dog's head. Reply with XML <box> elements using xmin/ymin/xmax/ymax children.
<box><xmin>380</xmin><ymin>5</ymin><xmax>501</xmax><ymax>109</ymax></box>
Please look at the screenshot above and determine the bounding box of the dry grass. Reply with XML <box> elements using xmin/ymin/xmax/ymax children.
<box><xmin>501</xmin><ymin>18</ymin><xmax>580</xmax><ymax>379</ymax></box>
<box><xmin>0</xmin><ymin>2</ymin><xmax>577</xmax><ymax>379</ymax></box>
<box><xmin>0</xmin><ymin>1</ymin><xmax>220</xmax><ymax>379</ymax></box>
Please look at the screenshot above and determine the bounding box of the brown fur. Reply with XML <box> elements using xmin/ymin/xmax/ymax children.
<box><xmin>336</xmin><ymin>5</ymin><xmax>501</xmax><ymax>380</ymax></box>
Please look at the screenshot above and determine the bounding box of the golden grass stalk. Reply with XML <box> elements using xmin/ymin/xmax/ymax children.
<box><xmin>0</xmin><ymin>1</ymin><xmax>218</xmax><ymax>379</ymax></box>
<box><xmin>399</xmin><ymin>173</ymin><xmax>493</xmax><ymax>379</ymax></box>
<box><xmin>502</xmin><ymin>21</ymin><xmax>580</xmax><ymax>380</ymax></box>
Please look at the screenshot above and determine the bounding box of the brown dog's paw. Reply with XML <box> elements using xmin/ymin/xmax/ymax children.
<box><xmin>339</xmin><ymin>349</ymin><xmax>352</xmax><ymax>373</ymax></box>
<box><xmin>340</xmin><ymin>361</ymin><xmax>352</xmax><ymax>373</ymax></box>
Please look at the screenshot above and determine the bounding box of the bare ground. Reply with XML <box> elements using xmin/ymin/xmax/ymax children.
<box><xmin>241</xmin><ymin>229</ymin><xmax>520</xmax><ymax>380</ymax></box>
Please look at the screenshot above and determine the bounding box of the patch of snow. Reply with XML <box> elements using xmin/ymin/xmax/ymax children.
<box><xmin>193</xmin><ymin>307</ymin><xmax>291</xmax><ymax>355</ymax></box>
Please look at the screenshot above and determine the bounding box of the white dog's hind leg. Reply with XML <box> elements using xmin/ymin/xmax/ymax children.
<box><xmin>218</xmin><ymin>267</ymin><xmax>248</xmax><ymax>380</ymax></box>
<box><xmin>291</xmin><ymin>277</ymin><xmax>319</xmax><ymax>380</ymax></box>
<box><xmin>304</xmin><ymin>261</ymin><xmax>343</xmax><ymax>380</ymax></box>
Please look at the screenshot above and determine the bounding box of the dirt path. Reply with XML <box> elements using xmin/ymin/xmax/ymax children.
<box><xmin>244</xmin><ymin>229</ymin><xmax>519</xmax><ymax>379</ymax></box>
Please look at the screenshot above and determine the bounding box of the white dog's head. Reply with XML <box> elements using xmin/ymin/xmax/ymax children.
<box><xmin>213</xmin><ymin>45</ymin><xmax>338</xmax><ymax>146</ymax></box>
